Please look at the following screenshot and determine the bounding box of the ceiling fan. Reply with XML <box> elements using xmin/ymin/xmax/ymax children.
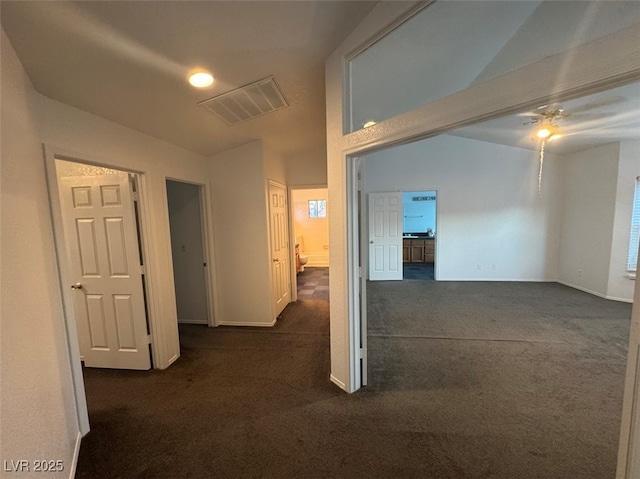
<box><xmin>519</xmin><ymin>95</ymin><xmax>624</xmax><ymax>129</ymax></box>
<box><xmin>518</xmin><ymin>95</ymin><xmax>625</xmax><ymax>196</ymax></box>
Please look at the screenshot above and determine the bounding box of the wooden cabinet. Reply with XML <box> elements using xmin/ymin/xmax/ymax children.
<box><xmin>403</xmin><ymin>238</ymin><xmax>435</xmax><ymax>263</ymax></box>
<box><xmin>402</xmin><ymin>241</ymin><xmax>411</xmax><ymax>263</ymax></box>
<box><xmin>411</xmin><ymin>242</ymin><xmax>425</xmax><ymax>262</ymax></box>
<box><xmin>424</xmin><ymin>239</ymin><xmax>435</xmax><ymax>263</ymax></box>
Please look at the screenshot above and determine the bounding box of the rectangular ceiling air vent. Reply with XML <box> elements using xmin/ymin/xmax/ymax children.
<box><xmin>199</xmin><ymin>76</ymin><xmax>289</xmax><ymax>126</ymax></box>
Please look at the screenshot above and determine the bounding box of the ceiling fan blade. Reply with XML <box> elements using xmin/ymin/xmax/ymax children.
<box><xmin>567</xmin><ymin>112</ymin><xmax>614</xmax><ymax>121</ymax></box>
<box><xmin>517</xmin><ymin>111</ymin><xmax>544</xmax><ymax>117</ymax></box>
<box><xmin>568</xmin><ymin>96</ymin><xmax>625</xmax><ymax>114</ymax></box>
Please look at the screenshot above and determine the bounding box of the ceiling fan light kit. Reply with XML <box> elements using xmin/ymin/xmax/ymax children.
<box><xmin>530</xmin><ymin>111</ymin><xmax>567</xmax><ymax>197</ymax></box>
<box><xmin>534</xmin><ymin>122</ymin><xmax>562</xmax><ymax>140</ymax></box>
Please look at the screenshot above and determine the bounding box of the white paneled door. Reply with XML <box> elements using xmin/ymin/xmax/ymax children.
<box><xmin>269</xmin><ymin>181</ymin><xmax>291</xmax><ymax>318</ymax></box>
<box><xmin>60</xmin><ymin>173</ymin><xmax>151</xmax><ymax>370</ymax></box>
<box><xmin>368</xmin><ymin>192</ymin><xmax>403</xmax><ymax>281</ymax></box>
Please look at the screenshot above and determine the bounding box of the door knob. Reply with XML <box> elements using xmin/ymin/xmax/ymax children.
<box><xmin>71</xmin><ymin>283</ymin><xmax>83</xmax><ymax>290</ymax></box>
<box><xmin>273</xmin><ymin>259</ymin><xmax>279</xmax><ymax>263</ymax></box>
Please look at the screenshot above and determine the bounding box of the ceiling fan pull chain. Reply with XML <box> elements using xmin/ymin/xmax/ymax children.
<box><xmin>538</xmin><ymin>139</ymin><xmax>546</xmax><ymax>197</ymax></box>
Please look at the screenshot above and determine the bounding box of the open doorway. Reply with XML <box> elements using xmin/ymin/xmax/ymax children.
<box><xmin>291</xmin><ymin>187</ymin><xmax>330</xmax><ymax>300</ymax></box>
<box><xmin>402</xmin><ymin>190</ymin><xmax>437</xmax><ymax>281</ymax></box>
<box><xmin>166</xmin><ymin>180</ymin><xmax>210</xmax><ymax>326</ymax></box>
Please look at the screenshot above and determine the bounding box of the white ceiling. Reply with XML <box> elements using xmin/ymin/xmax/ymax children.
<box><xmin>0</xmin><ymin>1</ymin><xmax>379</xmax><ymax>158</ymax></box>
<box><xmin>450</xmin><ymin>81</ymin><xmax>640</xmax><ymax>156</ymax></box>
<box><xmin>2</xmin><ymin>1</ymin><xmax>638</xmax><ymax>160</ymax></box>
<box><xmin>349</xmin><ymin>1</ymin><xmax>640</xmax><ymax>136</ymax></box>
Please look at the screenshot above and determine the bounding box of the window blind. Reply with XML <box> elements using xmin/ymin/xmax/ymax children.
<box><xmin>627</xmin><ymin>176</ymin><xmax>640</xmax><ymax>271</ymax></box>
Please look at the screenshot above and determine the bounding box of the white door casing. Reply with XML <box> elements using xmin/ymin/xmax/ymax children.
<box><xmin>358</xmin><ymin>160</ymin><xmax>368</xmax><ymax>386</ymax></box>
<box><xmin>368</xmin><ymin>192</ymin><xmax>403</xmax><ymax>281</ymax></box>
<box><xmin>59</xmin><ymin>173</ymin><xmax>151</xmax><ymax>370</ymax></box>
<box><xmin>269</xmin><ymin>181</ymin><xmax>291</xmax><ymax>318</ymax></box>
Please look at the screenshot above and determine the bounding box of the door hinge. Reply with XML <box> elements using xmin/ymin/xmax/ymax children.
<box><xmin>132</xmin><ymin>191</ymin><xmax>139</xmax><ymax>201</ymax></box>
<box><xmin>359</xmin><ymin>266</ymin><xmax>364</xmax><ymax>278</ymax></box>
<box><xmin>140</xmin><ymin>264</ymin><xmax>146</xmax><ymax>275</ymax></box>
<box><xmin>358</xmin><ymin>348</ymin><xmax>364</xmax><ymax>360</ymax></box>
<box><xmin>147</xmin><ymin>334</ymin><xmax>152</xmax><ymax>345</ymax></box>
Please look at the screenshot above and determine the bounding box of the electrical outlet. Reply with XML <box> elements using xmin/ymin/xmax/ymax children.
<box><xmin>578</xmin><ymin>269</ymin><xmax>583</xmax><ymax>277</ymax></box>
<box><xmin>477</xmin><ymin>263</ymin><xmax>482</xmax><ymax>270</ymax></box>
<box><xmin>491</xmin><ymin>264</ymin><xmax>496</xmax><ymax>271</ymax></box>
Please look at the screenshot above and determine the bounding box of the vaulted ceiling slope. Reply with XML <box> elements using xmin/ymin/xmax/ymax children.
<box><xmin>350</xmin><ymin>1</ymin><xmax>640</xmax><ymax>131</ymax></box>
<box><xmin>0</xmin><ymin>1</ymin><xmax>378</xmax><ymax>158</ymax></box>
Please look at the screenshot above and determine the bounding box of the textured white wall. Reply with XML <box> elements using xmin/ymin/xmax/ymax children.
<box><xmin>285</xmin><ymin>150</ymin><xmax>327</xmax><ymax>186</ymax></box>
<box><xmin>263</xmin><ymin>141</ymin><xmax>287</xmax><ymax>186</ymax></box>
<box><xmin>558</xmin><ymin>143</ymin><xmax>619</xmax><ymax>297</ymax></box>
<box><xmin>1</xmin><ymin>29</ymin><xmax>80</xmax><ymax>477</ymax></box>
<box><xmin>209</xmin><ymin>141</ymin><xmax>274</xmax><ymax>326</ymax></box>
<box><xmin>365</xmin><ymin>135</ymin><xmax>562</xmax><ymax>281</ymax></box>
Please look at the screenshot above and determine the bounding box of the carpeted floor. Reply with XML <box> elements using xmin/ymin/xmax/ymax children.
<box><xmin>76</xmin><ymin>282</ymin><xmax>631</xmax><ymax>479</ymax></box>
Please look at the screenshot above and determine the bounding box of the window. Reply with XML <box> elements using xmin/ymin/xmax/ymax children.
<box><xmin>627</xmin><ymin>177</ymin><xmax>640</xmax><ymax>271</ymax></box>
<box><xmin>309</xmin><ymin>199</ymin><xmax>327</xmax><ymax>218</ymax></box>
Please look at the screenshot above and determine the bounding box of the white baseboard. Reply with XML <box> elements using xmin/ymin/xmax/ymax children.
<box><xmin>557</xmin><ymin>280</ymin><xmax>633</xmax><ymax>303</ymax></box>
<box><xmin>177</xmin><ymin>318</ymin><xmax>208</xmax><ymax>324</ymax></box>
<box><xmin>330</xmin><ymin>374</ymin><xmax>347</xmax><ymax>391</ymax></box>
<box><xmin>217</xmin><ymin>319</ymin><xmax>277</xmax><ymax>327</ymax></box>
<box><xmin>436</xmin><ymin>277</ymin><xmax>555</xmax><ymax>282</ymax></box>
<box><xmin>69</xmin><ymin>431</ymin><xmax>82</xmax><ymax>479</ymax></box>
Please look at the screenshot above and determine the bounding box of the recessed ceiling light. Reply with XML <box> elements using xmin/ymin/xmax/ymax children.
<box><xmin>189</xmin><ymin>72</ymin><xmax>214</xmax><ymax>88</ymax></box>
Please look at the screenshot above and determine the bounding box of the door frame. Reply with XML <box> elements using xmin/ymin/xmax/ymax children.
<box><xmin>44</xmin><ymin>147</ymin><xmax>157</xmax><ymax>434</ymax></box>
<box><xmin>330</xmin><ymin>3</ymin><xmax>640</xmax><ymax>474</ymax></box>
<box><xmin>288</xmin><ymin>184</ymin><xmax>329</xmax><ymax>302</ymax></box>
<box><xmin>165</xmin><ymin>177</ymin><xmax>218</xmax><ymax>327</ymax></box>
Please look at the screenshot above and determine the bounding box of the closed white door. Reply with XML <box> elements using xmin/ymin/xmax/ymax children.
<box><xmin>59</xmin><ymin>173</ymin><xmax>151</xmax><ymax>370</ymax></box>
<box><xmin>269</xmin><ymin>181</ymin><xmax>291</xmax><ymax>318</ymax></box>
<box><xmin>368</xmin><ymin>192</ymin><xmax>403</xmax><ymax>281</ymax></box>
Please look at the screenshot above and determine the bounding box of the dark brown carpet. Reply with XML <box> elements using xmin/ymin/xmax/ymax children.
<box><xmin>76</xmin><ymin>283</ymin><xmax>631</xmax><ymax>478</ymax></box>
